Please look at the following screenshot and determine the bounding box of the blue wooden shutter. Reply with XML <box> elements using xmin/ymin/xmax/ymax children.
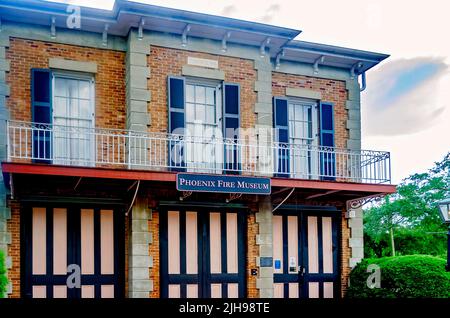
<box><xmin>31</xmin><ymin>69</ymin><xmax>52</xmax><ymax>163</ymax></box>
<box><xmin>167</xmin><ymin>76</ymin><xmax>186</xmax><ymax>171</ymax></box>
<box><xmin>319</xmin><ymin>102</ymin><xmax>336</xmax><ymax>180</ymax></box>
<box><xmin>273</xmin><ymin>97</ymin><xmax>289</xmax><ymax>177</ymax></box>
<box><xmin>223</xmin><ymin>83</ymin><xmax>240</xmax><ymax>174</ymax></box>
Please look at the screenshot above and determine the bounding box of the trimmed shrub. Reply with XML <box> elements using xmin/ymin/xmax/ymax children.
<box><xmin>347</xmin><ymin>255</ymin><xmax>450</xmax><ymax>298</ymax></box>
<box><xmin>0</xmin><ymin>250</ymin><xmax>7</xmax><ymax>298</ymax></box>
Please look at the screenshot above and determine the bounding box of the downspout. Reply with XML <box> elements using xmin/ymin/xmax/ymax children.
<box><xmin>360</xmin><ymin>72</ymin><xmax>367</xmax><ymax>92</ymax></box>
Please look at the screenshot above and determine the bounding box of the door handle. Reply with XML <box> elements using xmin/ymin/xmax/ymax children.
<box><xmin>298</xmin><ymin>266</ymin><xmax>306</xmax><ymax>284</ymax></box>
<box><xmin>298</xmin><ymin>266</ymin><xmax>306</xmax><ymax>276</ymax></box>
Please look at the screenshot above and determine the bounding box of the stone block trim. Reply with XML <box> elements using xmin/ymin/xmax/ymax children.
<box><xmin>345</xmin><ymin>79</ymin><xmax>361</xmax><ymax>151</ymax></box>
<box><xmin>253</xmin><ymin>58</ymin><xmax>272</xmax><ymax>128</ymax></box>
<box><xmin>49</xmin><ymin>58</ymin><xmax>98</xmax><ymax>73</ymax></box>
<box><xmin>285</xmin><ymin>87</ymin><xmax>322</xmax><ymax>100</ymax></box>
<box><xmin>126</xmin><ymin>30</ymin><xmax>151</xmax><ymax>135</ymax></box>
<box><xmin>128</xmin><ymin>197</ymin><xmax>153</xmax><ymax>298</ymax></box>
<box><xmin>255</xmin><ymin>198</ymin><xmax>273</xmax><ymax>298</ymax></box>
<box><xmin>181</xmin><ymin>65</ymin><xmax>225</xmax><ymax>80</ymax></box>
<box><xmin>348</xmin><ymin>207</ymin><xmax>364</xmax><ymax>269</ymax></box>
<box><xmin>0</xmin><ymin>33</ymin><xmax>12</xmax><ymax>296</ymax></box>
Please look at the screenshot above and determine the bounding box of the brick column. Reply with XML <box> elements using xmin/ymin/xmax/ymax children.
<box><xmin>128</xmin><ymin>197</ymin><xmax>153</xmax><ymax>298</ymax></box>
<box><xmin>0</xmin><ymin>33</ymin><xmax>12</xmax><ymax>296</ymax></box>
<box><xmin>255</xmin><ymin>197</ymin><xmax>273</xmax><ymax>298</ymax></box>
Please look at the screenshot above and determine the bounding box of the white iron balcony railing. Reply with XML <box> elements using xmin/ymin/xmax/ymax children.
<box><xmin>6</xmin><ymin>121</ymin><xmax>391</xmax><ymax>184</ymax></box>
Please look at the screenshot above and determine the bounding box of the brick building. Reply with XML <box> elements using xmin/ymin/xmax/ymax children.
<box><xmin>0</xmin><ymin>0</ymin><xmax>395</xmax><ymax>298</ymax></box>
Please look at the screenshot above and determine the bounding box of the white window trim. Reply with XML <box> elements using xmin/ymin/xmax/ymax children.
<box><xmin>51</xmin><ymin>71</ymin><xmax>96</xmax><ymax>166</ymax></box>
<box><xmin>185</xmin><ymin>77</ymin><xmax>224</xmax><ymax>173</ymax></box>
<box><xmin>288</xmin><ymin>97</ymin><xmax>319</xmax><ymax>179</ymax></box>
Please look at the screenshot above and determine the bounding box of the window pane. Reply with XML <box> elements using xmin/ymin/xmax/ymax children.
<box><xmin>186</xmin><ymin>103</ymin><xmax>195</xmax><ymax>122</ymax></box>
<box><xmin>54</xmin><ymin>78</ymin><xmax>67</xmax><ymax>97</ymax></box>
<box><xmin>67</xmin><ymin>79</ymin><xmax>79</xmax><ymax>99</ymax></box>
<box><xmin>289</xmin><ymin>104</ymin><xmax>294</xmax><ymax>121</ymax></box>
<box><xmin>186</xmin><ymin>85</ymin><xmax>195</xmax><ymax>103</ymax></box>
<box><xmin>69</xmin><ymin>98</ymin><xmax>79</xmax><ymax>119</ymax></box>
<box><xmin>79</xmin><ymin>100</ymin><xmax>91</xmax><ymax>119</ymax></box>
<box><xmin>206</xmin><ymin>87</ymin><xmax>215</xmax><ymax>105</ymax></box>
<box><xmin>54</xmin><ymin>97</ymin><xmax>67</xmax><ymax>117</ymax></box>
<box><xmin>195</xmin><ymin>86</ymin><xmax>205</xmax><ymax>104</ymax></box>
<box><xmin>79</xmin><ymin>80</ymin><xmax>90</xmax><ymax>99</ymax></box>
<box><xmin>196</xmin><ymin>104</ymin><xmax>205</xmax><ymax>122</ymax></box>
<box><xmin>206</xmin><ymin>105</ymin><xmax>215</xmax><ymax>124</ymax></box>
<box><xmin>294</xmin><ymin>104</ymin><xmax>302</xmax><ymax>121</ymax></box>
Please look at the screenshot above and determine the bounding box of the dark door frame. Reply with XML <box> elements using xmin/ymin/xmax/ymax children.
<box><xmin>21</xmin><ymin>203</ymin><xmax>125</xmax><ymax>299</ymax></box>
<box><xmin>273</xmin><ymin>207</ymin><xmax>341</xmax><ymax>298</ymax></box>
<box><xmin>160</xmin><ymin>206</ymin><xmax>247</xmax><ymax>298</ymax></box>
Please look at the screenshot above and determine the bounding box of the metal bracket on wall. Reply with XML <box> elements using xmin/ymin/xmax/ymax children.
<box><xmin>226</xmin><ymin>193</ymin><xmax>242</xmax><ymax>203</ymax></box>
<box><xmin>180</xmin><ymin>191</ymin><xmax>193</xmax><ymax>201</ymax></box>
<box><xmin>345</xmin><ymin>193</ymin><xmax>386</xmax><ymax>217</ymax></box>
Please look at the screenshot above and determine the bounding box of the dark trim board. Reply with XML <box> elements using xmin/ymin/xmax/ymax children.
<box><xmin>2</xmin><ymin>162</ymin><xmax>397</xmax><ymax>195</ymax></box>
<box><xmin>160</xmin><ymin>206</ymin><xmax>247</xmax><ymax>298</ymax></box>
<box><xmin>21</xmin><ymin>203</ymin><xmax>125</xmax><ymax>299</ymax></box>
<box><xmin>273</xmin><ymin>208</ymin><xmax>341</xmax><ymax>299</ymax></box>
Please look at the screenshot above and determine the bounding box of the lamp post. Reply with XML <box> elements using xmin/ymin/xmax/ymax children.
<box><xmin>438</xmin><ymin>198</ymin><xmax>450</xmax><ymax>272</ymax></box>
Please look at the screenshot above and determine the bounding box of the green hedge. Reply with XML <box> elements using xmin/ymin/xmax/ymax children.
<box><xmin>0</xmin><ymin>250</ymin><xmax>7</xmax><ymax>298</ymax></box>
<box><xmin>347</xmin><ymin>255</ymin><xmax>450</xmax><ymax>298</ymax></box>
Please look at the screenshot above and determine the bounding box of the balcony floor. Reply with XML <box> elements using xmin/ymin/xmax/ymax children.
<box><xmin>2</xmin><ymin>162</ymin><xmax>396</xmax><ymax>203</ymax></box>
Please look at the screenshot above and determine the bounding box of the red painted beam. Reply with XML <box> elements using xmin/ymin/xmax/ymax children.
<box><xmin>1</xmin><ymin>162</ymin><xmax>177</xmax><ymax>182</ymax></box>
<box><xmin>271</xmin><ymin>177</ymin><xmax>396</xmax><ymax>194</ymax></box>
<box><xmin>1</xmin><ymin>162</ymin><xmax>396</xmax><ymax>194</ymax></box>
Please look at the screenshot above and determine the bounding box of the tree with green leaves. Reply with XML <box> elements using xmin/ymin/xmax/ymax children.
<box><xmin>364</xmin><ymin>152</ymin><xmax>449</xmax><ymax>258</ymax></box>
<box><xmin>0</xmin><ymin>250</ymin><xmax>8</xmax><ymax>298</ymax></box>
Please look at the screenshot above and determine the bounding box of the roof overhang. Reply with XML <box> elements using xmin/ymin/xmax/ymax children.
<box><xmin>0</xmin><ymin>0</ymin><xmax>389</xmax><ymax>74</ymax></box>
<box><xmin>282</xmin><ymin>40</ymin><xmax>390</xmax><ymax>73</ymax></box>
<box><xmin>0</xmin><ymin>0</ymin><xmax>300</xmax><ymax>57</ymax></box>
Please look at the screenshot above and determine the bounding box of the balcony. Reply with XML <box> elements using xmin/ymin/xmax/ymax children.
<box><xmin>5</xmin><ymin>121</ymin><xmax>391</xmax><ymax>184</ymax></box>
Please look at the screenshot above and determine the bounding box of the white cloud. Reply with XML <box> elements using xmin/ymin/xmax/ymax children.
<box><xmin>363</xmin><ymin>58</ymin><xmax>448</xmax><ymax>136</ymax></box>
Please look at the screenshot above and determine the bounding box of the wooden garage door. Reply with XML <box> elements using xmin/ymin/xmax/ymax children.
<box><xmin>22</xmin><ymin>205</ymin><xmax>124</xmax><ymax>298</ymax></box>
<box><xmin>160</xmin><ymin>208</ymin><xmax>246</xmax><ymax>298</ymax></box>
<box><xmin>273</xmin><ymin>211</ymin><xmax>339</xmax><ymax>298</ymax></box>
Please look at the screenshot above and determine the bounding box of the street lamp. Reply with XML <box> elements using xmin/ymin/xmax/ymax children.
<box><xmin>438</xmin><ymin>198</ymin><xmax>450</xmax><ymax>272</ymax></box>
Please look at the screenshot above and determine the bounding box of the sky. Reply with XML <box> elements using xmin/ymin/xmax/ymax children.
<box><xmin>47</xmin><ymin>0</ymin><xmax>450</xmax><ymax>184</ymax></box>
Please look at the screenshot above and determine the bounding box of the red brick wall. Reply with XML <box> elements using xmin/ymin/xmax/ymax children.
<box><xmin>247</xmin><ymin>212</ymin><xmax>259</xmax><ymax>298</ymax></box>
<box><xmin>147</xmin><ymin>46</ymin><xmax>257</xmax><ymax>134</ymax></box>
<box><xmin>7</xmin><ymin>200</ymin><xmax>20</xmax><ymax>298</ymax></box>
<box><xmin>6</xmin><ymin>38</ymin><xmax>126</xmax><ymax>129</ymax></box>
<box><xmin>340</xmin><ymin>211</ymin><xmax>351</xmax><ymax>297</ymax></box>
<box><xmin>149</xmin><ymin>210</ymin><xmax>159</xmax><ymax>298</ymax></box>
<box><xmin>272</xmin><ymin>72</ymin><xmax>348</xmax><ymax>149</ymax></box>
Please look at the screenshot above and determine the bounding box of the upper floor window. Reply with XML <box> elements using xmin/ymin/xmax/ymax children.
<box><xmin>288</xmin><ymin>99</ymin><xmax>319</xmax><ymax>179</ymax></box>
<box><xmin>185</xmin><ymin>79</ymin><xmax>223</xmax><ymax>173</ymax></box>
<box><xmin>52</xmin><ymin>72</ymin><xmax>95</xmax><ymax>166</ymax></box>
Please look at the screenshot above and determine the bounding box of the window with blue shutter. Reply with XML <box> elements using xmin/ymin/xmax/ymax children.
<box><xmin>273</xmin><ymin>97</ymin><xmax>289</xmax><ymax>177</ymax></box>
<box><xmin>167</xmin><ymin>76</ymin><xmax>186</xmax><ymax>171</ymax></box>
<box><xmin>31</xmin><ymin>69</ymin><xmax>52</xmax><ymax>163</ymax></box>
<box><xmin>223</xmin><ymin>83</ymin><xmax>240</xmax><ymax>174</ymax></box>
<box><xmin>319</xmin><ymin>102</ymin><xmax>336</xmax><ymax>180</ymax></box>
